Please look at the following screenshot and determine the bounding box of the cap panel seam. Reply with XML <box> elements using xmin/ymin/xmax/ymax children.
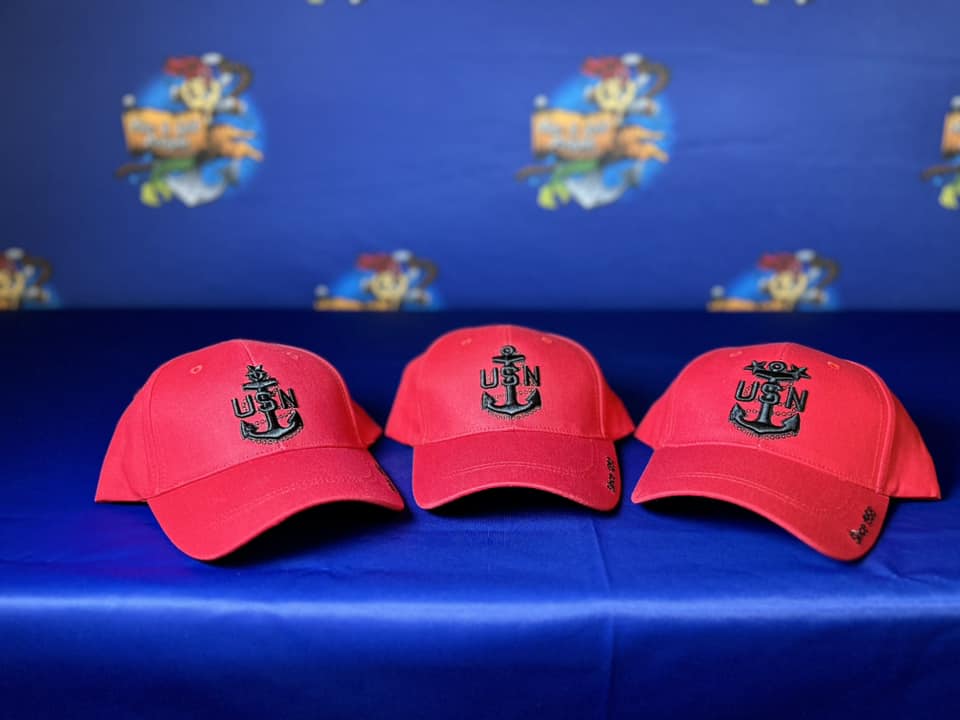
<box><xmin>145</xmin><ymin>343</ymin><xmax>240</xmax><ymax>494</ymax></box>
<box><xmin>551</xmin><ymin>333</ymin><xmax>603</xmax><ymax>435</ymax></box>
<box><xmin>849</xmin><ymin>360</ymin><xmax>892</xmax><ymax>493</ymax></box>
<box><xmin>144</xmin><ymin>368</ymin><xmax>161</xmax><ymax>497</ymax></box>
<box><xmin>302</xmin><ymin>347</ymin><xmax>364</xmax><ymax>446</ymax></box>
<box><xmin>772</xmin><ymin>343</ymin><xmax>790</xmax><ymax>451</ymax></box>
<box><xmin>663</xmin><ymin>347</ymin><xmax>735</xmax><ymax>443</ymax></box>
<box><xmin>249</xmin><ymin>341</ymin><xmax>361</xmax><ymax>445</ymax></box>
<box><xmin>415</xmin><ymin>354</ymin><xmax>426</xmax><ymax>444</ymax></box>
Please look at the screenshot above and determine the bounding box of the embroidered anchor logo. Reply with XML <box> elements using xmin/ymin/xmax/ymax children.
<box><xmin>729</xmin><ymin>360</ymin><xmax>810</xmax><ymax>438</ymax></box>
<box><xmin>230</xmin><ymin>365</ymin><xmax>303</xmax><ymax>442</ymax></box>
<box><xmin>480</xmin><ymin>345</ymin><xmax>542</xmax><ymax>418</ymax></box>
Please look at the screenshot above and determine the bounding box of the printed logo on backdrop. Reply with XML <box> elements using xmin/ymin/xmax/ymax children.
<box><xmin>231</xmin><ymin>365</ymin><xmax>303</xmax><ymax>443</ymax></box>
<box><xmin>921</xmin><ymin>97</ymin><xmax>960</xmax><ymax>211</ymax></box>
<box><xmin>516</xmin><ymin>53</ymin><xmax>673</xmax><ymax>211</ymax></box>
<box><xmin>314</xmin><ymin>250</ymin><xmax>443</xmax><ymax>311</ymax></box>
<box><xmin>0</xmin><ymin>248</ymin><xmax>60</xmax><ymax>311</ymax></box>
<box><xmin>480</xmin><ymin>346</ymin><xmax>542</xmax><ymax>418</ymax></box>
<box><xmin>708</xmin><ymin>250</ymin><xmax>840</xmax><ymax>312</ymax></box>
<box><xmin>730</xmin><ymin>361</ymin><xmax>810</xmax><ymax>439</ymax></box>
<box><xmin>115</xmin><ymin>53</ymin><xmax>264</xmax><ymax>208</ymax></box>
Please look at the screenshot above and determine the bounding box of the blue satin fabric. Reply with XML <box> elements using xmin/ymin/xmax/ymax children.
<box><xmin>1</xmin><ymin>311</ymin><xmax>958</xmax><ymax>719</ymax></box>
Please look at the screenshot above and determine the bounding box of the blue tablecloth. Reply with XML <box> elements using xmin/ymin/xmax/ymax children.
<box><xmin>2</xmin><ymin>311</ymin><xmax>958</xmax><ymax>720</ymax></box>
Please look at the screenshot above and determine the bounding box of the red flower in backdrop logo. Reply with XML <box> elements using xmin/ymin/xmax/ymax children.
<box><xmin>758</xmin><ymin>252</ymin><xmax>804</xmax><ymax>275</ymax></box>
<box><xmin>356</xmin><ymin>253</ymin><xmax>401</xmax><ymax>274</ymax></box>
<box><xmin>581</xmin><ymin>56</ymin><xmax>629</xmax><ymax>80</ymax></box>
<box><xmin>164</xmin><ymin>56</ymin><xmax>213</xmax><ymax>81</ymax></box>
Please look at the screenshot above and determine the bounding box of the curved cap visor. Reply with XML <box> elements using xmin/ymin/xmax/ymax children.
<box><xmin>631</xmin><ymin>445</ymin><xmax>889</xmax><ymax>561</ymax></box>
<box><xmin>412</xmin><ymin>430</ymin><xmax>621</xmax><ymax>510</ymax></box>
<box><xmin>148</xmin><ymin>446</ymin><xmax>404</xmax><ymax>560</ymax></box>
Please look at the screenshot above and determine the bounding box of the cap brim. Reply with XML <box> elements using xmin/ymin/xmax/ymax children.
<box><xmin>412</xmin><ymin>430</ymin><xmax>621</xmax><ymax>510</ymax></box>
<box><xmin>148</xmin><ymin>447</ymin><xmax>404</xmax><ymax>560</ymax></box>
<box><xmin>631</xmin><ymin>445</ymin><xmax>890</xmax><ymax>561</ymax></box>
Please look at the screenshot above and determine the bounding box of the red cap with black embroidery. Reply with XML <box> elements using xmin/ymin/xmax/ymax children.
<box><xmin>96</xmin><ymin>339</ymin><xmax>403</xmax><ymax>560</ymax></box>
<box><xmin>633</xmin><ymin>342</ymin><xmax>940</xmax><ymax>560</ymax></box>
<box><xmin>385</xmin><ymin>325</ymin><xmax>634</xmax><ymax>510</ymax></box>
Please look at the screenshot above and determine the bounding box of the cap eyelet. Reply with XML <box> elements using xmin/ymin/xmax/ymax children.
<box><xmin>729</xmin><ymin>350</ymin><xmax>743</xmax><ymax>358</ymax></box>
<box><xmin>541</xmin><ymin>336</ymin><xmax>553</xmax><ymax>344</ymax></box>
<box><xmin>190</xmin><ymin>365</ymin><xmax>203</xmax><ymax>374</ymax></box>
<box><xmin>827</xmin><ymin>361</ymin><xmax>840</xmax><ymax>370</ymax></box>
<box><xmin>460</xmin><ymin>338</ymin><xmax>472</xmax><ymax>346</ymax></box>
<box><xmin>285</xmin><ymin>351</ymin><xmax>300</xmax><ymax>360</ymax></box>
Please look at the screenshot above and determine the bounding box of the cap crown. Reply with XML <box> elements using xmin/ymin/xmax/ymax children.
<box><xmin>387</xmin><ymin>325</ymin><xmax>633</xmax><ymax>444</ymax></box>
<box><xmin>637</xmin><ymin>342</ymin><xmax>938</xmax><ymax>499</ymax></box>
<box><xmin>98</xmin><ymin>340</ymin><xmax>380</xmax><ymax>501</ymax></box>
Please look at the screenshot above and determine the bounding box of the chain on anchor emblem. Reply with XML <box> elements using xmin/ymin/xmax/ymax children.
<box><xmin>480</xmin><ymin>345</ymin><xmax>542</xmax><ymax>418</ymax></box>
<box><xmin>230</xmin><ymin>364</ymin><xmax>303</xmax><ymax>442</ymax></box>
<box><xmin>729</xmin><ymin>360</ymin><xmax>810</xmax><ymax>438</ymax></box>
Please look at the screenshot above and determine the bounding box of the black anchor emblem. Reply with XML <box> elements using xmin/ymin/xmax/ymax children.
<box><xmin>231</xmin><ymin>365</ymin><xmax>303</xmax><ymax>442</ymax></box>
<box><xmin>729</xmin><ymin>360</ymin><xmax>810</xmax><ymax>438</ymax></box>
<box><xmin>480</xmin><ymin>345</ymin><xmax>542</xmax><ymax>418</ymax></box>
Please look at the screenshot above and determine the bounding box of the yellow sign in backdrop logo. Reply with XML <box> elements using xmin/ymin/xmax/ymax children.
<box><xmin>518</xmin><ymin>53</ymin><xmax>673</xmax><ymax>211</ymax></box>
<box><xmin>115</xmin><ymin>53</ymin><xmax>263</xmax><ymax>208</ymax></box>
<box><xmin>121</xmin><ymin>109</ymin><xmax>209</xmax><ymax>159</ymax></box>
<box><xmin>921</xmin><ymin>97</ymin><xmax>960</xmax><ymax>210</ymax></box>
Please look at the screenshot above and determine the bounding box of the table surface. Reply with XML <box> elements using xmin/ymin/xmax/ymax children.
<box><xmin>2</xmin><ymin>310</ymin><xmax>958</xmax><ymax>720</ymax></box>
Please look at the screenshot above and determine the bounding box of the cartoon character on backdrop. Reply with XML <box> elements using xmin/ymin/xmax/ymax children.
<box><xmin>517</xmin><ymin>53</ymin><xmax>673</xmax><ymax>210</ymax></box>
<box><xmin>708</xmin><ymin>250</ymin><xmax>840</xmax><ymax>312</ymax></box>
<box><xmin>921</xmin><ymin>97</ymin><xmax>960</xmax><ymax>210</ymax></box>
<box><xmin>0</xmin><ymin>248</ymin><xmax>60</xmax><ymax>311</ymax></box>
<box><xmin>115</xmin><ymin>53</ymin><xmax>264</xmax><ymax>208</ymax></box>
<box><xmin>314</xmin><ymin>250</ymin><xmax>443</xmax><ymax>311</ymax></box>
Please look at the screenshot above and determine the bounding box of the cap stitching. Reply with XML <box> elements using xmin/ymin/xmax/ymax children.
<box><xmin>437</xmin><ymin>459</ymin><xmax>595</xmax><ymax>480</ymax></box>
<box><xmin>772</xmin><ymin>343</ymin><xmax>790</xmax><ymax>451</ymax></box>
<box><xmin>147</xmin><ymin>339</ymin><xmax>252</xmax><ymax>494</ymax></box>
<box><xmin>417</xmin><ymin>426</ymin><xmax>610</xmax><ymax>444</ymax></box>
<box><xmin>254</xmin><ymin>340</ymin><xmax>363</xmax><ymax>444</ymax></box>
<box><xmin>657</xmin><ymin>471</ymin><xmax>867</xmax><ymax>514</ymax></box>
<box><xmin>302</xmin><ymin>347</ymin><xmax>363</xmax><ymax>446</ymax></box>
<box><xmin>848</xmin><ymin>360</ymin><xmax>892</xmax><ymax>494</ymax></box>
<box><xmin>144</xmin><ymin>367</ymin><xmax>161</xmax><ymax>497</ymax></box>
<box><xmin>150</xmin><ymin>443</ymin><xmax>373</xmax><ymax>500</ymax></box>
<box><xmin>415</xmin><ymin>354</ymin><xmax>426</xmax><ymax>444</ymax></box>
<box><xmin>658</xmin><ymin>440</ymin><xmax>881</xmax><ymax>493</ymax></box>
<box><xmin>663</xmin><ymin>347</ymin><xmax>737</xmax><ymax>443</ymax></box>
<box><xmin>240</xmin><ymin>342</ymin><xmax>285</xmax><ymax>455</ymax></box>
<box><xmin>550</xmin><ymin>332</ymin><xmax>604</xmax><ymax>435</ymax></box>
<box><xmin>252</xmin><ymin>340</ymin><xmax>363</xmax><ymax>445</ymax></box>
<box><xmin>197</xmin><ymin>465</ymin><xmax>383</xmax><ymax>530</ymax></box>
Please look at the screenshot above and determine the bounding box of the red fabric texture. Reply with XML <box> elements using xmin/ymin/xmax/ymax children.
<box><xmin>149</xmin><ymin>446</ymin><xmax>402</xmax><ymax>561</ymax></box>
<box><xmin>633</xmin><ymin>444</ymin><xmax>891</xmax><ymax>561</ymax></box>
<box><xmin>632</xmin><ymin>342</ymin><xmax>939</xmax><ymax>560</ymax></box>
<box><xmin>413</xmin><ymin>430</ymin><xmax>621</xmax><ymax>510</ymax></box>
<box><xmin>96</xmin><ymin>339</ymin><xmax>403</xmax><ymax>559</ymax></box>
<box><xmin>387</xmin><ymin>325</ymin><xmax>633</xmax><ymax>509</ymax></box>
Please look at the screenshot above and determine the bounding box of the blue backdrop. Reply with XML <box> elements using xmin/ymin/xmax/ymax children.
<box><xmin>1</xmin><ymin>0</ymin><xmax>958</xmax><ymax>309</ymax></box>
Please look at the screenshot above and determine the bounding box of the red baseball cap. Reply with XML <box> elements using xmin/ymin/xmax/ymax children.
<box><xmin>632</xmin><ymin>342</ymin><xmax>940</xmax><ymax>560</ymax></box>
<box><xmin>385</xmin><ymin>325</ymin><xmax>634</xmax><ymax>510</ymax></box>
<box><xmin>96</xmin><ymin>339</ymin><xmax>404</xmax><ymax>560</ymax></box>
